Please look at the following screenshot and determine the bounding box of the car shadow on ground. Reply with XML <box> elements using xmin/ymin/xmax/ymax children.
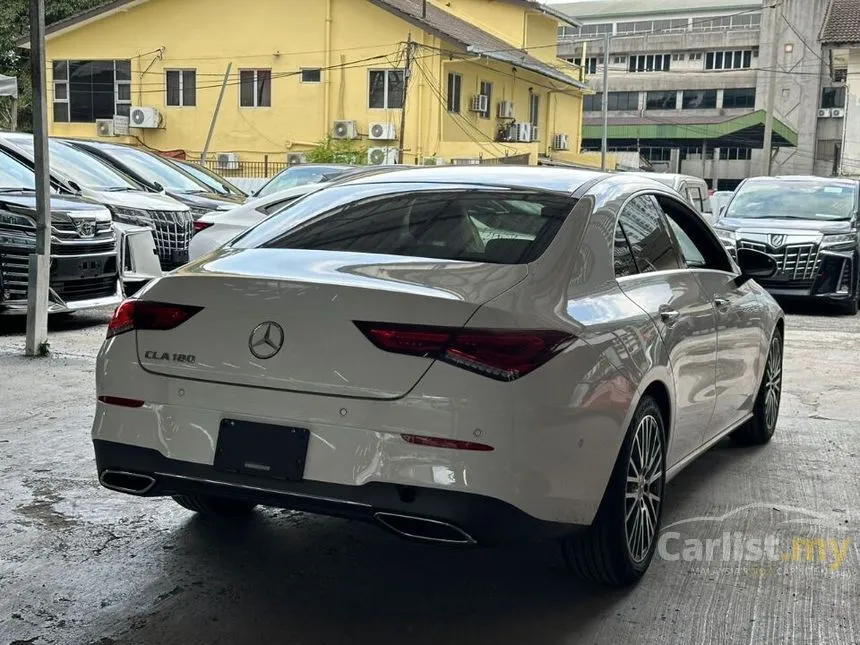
<box><xmin>0</xmin><ymin>309</ymin><xmax>112</xmax><ymax>337</ymax></box>
<box><xmin>774</xmin><ymin>298</ymin><xmax>852</xmax><ymax>317</ymax></box>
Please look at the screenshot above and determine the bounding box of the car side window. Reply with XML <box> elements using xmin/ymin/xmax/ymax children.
<box><xmin>656</xmin><ymin>195</ymin><xmax>733</xmax><ymax>272</ymax></box>
<box><xmin>686</xmin><ymin>186</ymin><xmax>704</xmax><ymax>212</ymax></box>
<box><xmin>614</xmin><ymin>222</ymin><xmax>638</xmax><ymax>277</ymax></box>
<box><xmin>617</xmin><ymin>195</ymin><xmax>683</xmax><ymax>273</ymax></box>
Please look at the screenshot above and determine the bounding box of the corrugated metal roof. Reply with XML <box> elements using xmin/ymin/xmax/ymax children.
<box><xmin>820</xmin><ymin>0</ymin><xmax>860</xmax><ymax>44</ymax></box>
<box><xmin>552</xmin><ymin>0</ymin><xmax>761</xmax><ymax>20</ymax></box>
<box><xmin>371</xmin><ymin>0</ymin><xmax>585</xmax><ymax>87</ymax></box>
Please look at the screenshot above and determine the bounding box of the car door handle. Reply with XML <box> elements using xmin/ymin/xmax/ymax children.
<box><xmin>714</xmin><ymin>297</ymin><xmax>730</xmax><ymax>311</ymax></box>
<box><xmin>659</xmin><ymin>306</ymin><xmax>680</xmax><ymax>325</ymax></box>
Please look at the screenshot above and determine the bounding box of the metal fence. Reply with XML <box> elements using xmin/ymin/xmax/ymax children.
<box><xmin>199</xmin><ymin>159</ymin><xmax>288</xmax><ymax>179</ymax></box>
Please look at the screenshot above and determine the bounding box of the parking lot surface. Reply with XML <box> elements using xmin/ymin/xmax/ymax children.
<box><xmin>0</xmin><ymin>306</ymin><xmax>857</xmax><ymax>645</ymax></box>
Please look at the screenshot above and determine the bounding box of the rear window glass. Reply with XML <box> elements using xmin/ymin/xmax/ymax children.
<box><xmin>255</xmin><ymin>189</ymin><xmax>576</xmax><ymax>264</ymax></box>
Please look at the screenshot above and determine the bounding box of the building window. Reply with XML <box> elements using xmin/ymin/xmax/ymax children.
<box><xmin>165</xmin><ymin>70</ymin><xmax>196</xmax><ymax>107</ymax></box>
<box><xmin>608</xmin><ymin>91</ymin><xmax>639</xmax><ymax>110</ymax></box>
<box><xmin>629</xmin><ymin>54</ymin><xmax>671</xmax><ymax>72</ymax></box>
<box><xmin>570</xmin><ymin>23</ymin><xmax>613</xmax><ymax>37</ymax></box>
<box><xmin>301</xmin><ymin>68</ymin><xmax>321</xmax><ymax>83</ymax></box>
<box><xmin>680</xmin><ymin>146</ymin><xmax>714</xmax><ymax>160</ymax></box>
<box><xmin>369</xmin><ymin>69</ymin><xmax>404</xmax><ymax>109</ymax></box>
<box><xmin>240</xmin><ymin>69</ymin><xmax>271</xmax><ymax>107</ymax></box>
<box><xmin>613</xmin><ymin>56</ymin><xmax>627</xmax><ymax>65</ymax></box>
<box><xmin>690</xmin><ymin>52</ymin><xmax>703</xmax><ymax>61</ymax></box>
<box><xmin>672</xmin><ymin>54</ymin><xmax>685</xmax><ymax>62</ymax></box>
<box><xmin>821</xmin><ymin>87</ymin><xmax>846</xmax><ymax>109</ymax></box>
<box><xmin>646</xmin><ymin>90</ymin><xmax>677</xmax><ymax>110</ymax></box>
<box><xmin>51</xmin><ymin>59</ymin><xmax>132</xmax><ymax>123</ymax></box>
<box><xmin>682</xmin><ymin>89</ymin><xmax>717</xmax><ymax>109</ymax></box>
<box><xmin>719</xmin><ymin>147</ymin><xmax>752</xmax><ymax>160</ymax></box>
<box><xmin>584</xmin><ymin>93</ymin><xmax>602</xmax><ymax>112</ymax></box>
<box><xmin>574</xmin><ymin>56</ymin><xmax>603</xmax><ymax>75</ymax></box>
<box><xmin>816</xmin><ymin>139</ymin><xmax>841</xmax><ymax>162</ymax></box>
<box><xmin>641</xmin><ymin>147</ymin><xmax>672</xmax><ymax>162</ymax></box>
<box><xmin>529</xmin><ymin>93</ymin><xmax>540</xmax><ymax>139</ymax></box>
<box><xmin>705</xmin><ymin>50</ymin><xmax>753</xmax><ymax>70</ymax></box>
<box><xmin>617</xmin><ymin>18</ymin><xmax>688</xmax><ymax>35</ymax></box>
<box><xmin>479</xmin><ymin>80</ymin><xmax>492</xmax><ymax>119</ymax></box>
<box><xmin>446</xmin><ymin>72</ymin><xmax>462</xmax><ymax>113</ymax></box>
<box><xmin>722</xmin><ymin>87</ymin><xmax>756</xmax><ymax>108</ymax></box>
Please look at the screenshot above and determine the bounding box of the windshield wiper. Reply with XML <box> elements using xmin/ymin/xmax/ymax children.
<box><xmin>103</xmin><ymin>186</ymin><xmax>139</xmax><ymax>192</ymax></box>
<box><xmin>0</xmin><ymin>187</ymin><xmax>37</xmax><ymax>193</ymax></box>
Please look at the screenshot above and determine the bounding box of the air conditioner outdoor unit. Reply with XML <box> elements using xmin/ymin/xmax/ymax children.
<box><xmin>215</xmin><ymin>152</ymin><xmax>240</xmax><ymax>170</ymax></box>
<box><xmin>510</xmin><ymin>122</ymin><xmax>532</xmax><ymax>142</ymax></box>
<box><xmin>367</xmin><ymin>146</ymin><xmax>398</xmax><ymax>165</ymax></box>
<box><xmin>498</xmin><ymin>100</ymin><xmax>515</xmax><ymax>119</ymax></box>
<box><xmin>451</xmin><ymin>158</ymin><xmax>480</xmax><ymax>165</ymax></box>
<box><xmin>552</xmin><ymin>133</ymin><xmax>570</xmax><ymax>150</ymax></box>
<box><xmin>470</xmin><ymin>94</ymin><xmax>489</xmax><ymax>113</ymax></box>
<box><xmin>818</xmin><ymin>108</ymin><xmax>833</xmax><ymax>118</ymax></box>
<box><xmin>129</xmin><ymin>106</ymin><xmax>161</xmax><ymax>129</ymax></box>
<box><xmin>831</xmin><ymin>108</ymin><xmax>846</xmax><ymax>118</ymax></box>
<box><xmin>286</xmin><ymin>153</ymin><xmax>307</xmax><ymax>165</ymax></box>
<box><xmin>96</xmin><ymin>119</ymin><xmax>116</xmax><ymax>137</ymax></box>
<box><xmin>369</xmin><ymin>122</ymin><xmax>397</xmax><ymax>140</ymax></box>
<box><xmin>332</xmin><ymin>120</ymin><xmax>358</xmax><ymax>139</ymax></box>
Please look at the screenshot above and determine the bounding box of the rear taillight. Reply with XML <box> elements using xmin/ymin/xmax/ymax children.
<box><xmin>106</xmin><ymin>300</ymin><xmax>202</xmax><ymax>339</ymax></box>
<box><xmin>193</xmin><ymin>220</ymin><xmax>213</xmax><ymax>233</ymax></box>
<box><xmin>355</xmin><ymin>322</ymin><xmax>574</xmax><ymax>381</ymax></box>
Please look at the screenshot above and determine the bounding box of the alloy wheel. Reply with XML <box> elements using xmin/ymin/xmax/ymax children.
<box><xmin>764</xmin><ymin>337</ymin><xmax>782</xmax><ymax>431</ymax></box>
<box><xmin>624</xmin><ymin>414</ymin><xmax>664</xmax><ymax>564</ymax></box>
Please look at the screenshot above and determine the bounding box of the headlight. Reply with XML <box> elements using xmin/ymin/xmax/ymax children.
<box><xmin>821</xmin><ymin>233</ymin><xmax>856</xmax><ymax>251</ymax></box>
<box><xmin>714</xmin><ymin>229</ymin><xmax>736</xmax><ymax>246</ymax></box>
<box><xmin>111</xmin><ymin>206</ymin><xmax>154</xmax><ymax>227</ymax></box>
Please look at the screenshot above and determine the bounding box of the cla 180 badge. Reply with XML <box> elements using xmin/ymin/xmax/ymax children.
<box><xmin>144</xmin><ymin>351</ymin><xmax>196</xmax><ymax>364</ymax></box>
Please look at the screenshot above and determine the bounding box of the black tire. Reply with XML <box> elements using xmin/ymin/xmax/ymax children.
<box><xmin>561</xmin><ymin>395</ymin><xmax>666</xmax><ymax>586</ymax></box>
<box><xmin>172</xmin><ymin>494</ymin><xmax>257</xmax><ymax>517</ymax></box>
<box><xmin>841</xmin><ymin>296</ymin><xmax>859</xmax><ymax>316</ymax></box>
<box><xmin>731</xmin><ymin>328</ymin><xmax>783</xmax><ymax>446</ymax></box>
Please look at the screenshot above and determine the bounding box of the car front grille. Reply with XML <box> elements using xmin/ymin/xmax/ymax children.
<box><xmin>0</xmin><ymin>247</ymin><xmax>30</xmax><ymax>301</ymax></box>
<box><xmin>52</xmin><ymin>275</ymin><xmax>117</xmax><ymax>301</ymax></box>
<box><xmin>148</xmin><ymin>210</ymin><xmax>193</xmax><ymax>270</ymax></box>
<box><xmin>52</xmin><ymin>239</ymin><xmax>116</xmax><ymax>256</ymax></box>
<box><xmin>738</xmin><ymin>240</ymin><xmax>821</xmax><ymax>282</ymax></box>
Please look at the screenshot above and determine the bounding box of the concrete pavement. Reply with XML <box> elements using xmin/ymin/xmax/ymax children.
<box><xmin>0</xmin><ymin>306</ymin><xmax>858</xmax><ymax>645</ymax></box>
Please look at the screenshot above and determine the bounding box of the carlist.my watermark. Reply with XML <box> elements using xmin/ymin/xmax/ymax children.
<box><xmin>656</xmin><ymin>503</ymin><xmax>853</xmax><ymax>573</ymax></box>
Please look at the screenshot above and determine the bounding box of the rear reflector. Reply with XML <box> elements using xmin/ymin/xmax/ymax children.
<box><xmin>106</xmin><ymin>299</ymin><xmax>203</xmax><ymax>339</ymax></box>
<box><xmin>193</xmin><ymin>220</ymin><xmax>214</xmax><ymax>233</ymax></box>
<box><xmin>355</xmin><ymin>321</ymin><xmax>574</xmax><ymax>381</ymax></box>
<box><xmin>402</xmin><ymin>434</ymin><xmax>494</xmax><ymax>451</ymax></box>
<box><xmin>98</xmin><ymin>395</ymin><xmax>145</xmax><ymax>408</ymax></box>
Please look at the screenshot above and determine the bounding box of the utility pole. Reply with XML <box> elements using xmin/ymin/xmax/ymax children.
<box><xmin>201</xmin><ymin>63</ymin><xmax>232</xmax><ymax>162</ymax></box>
<box><xmin>25</xmin><ymin>0</ymin><xmax>51</xmax><ymax>357</ymax></box>
<box><xmin>761</xmin><ymin>0</ymin><xmax>783</xmax><ymax>176</ymax></box>
<box><xmin>601</xmin><ymin>32</ymin><xmax>610</xmax><ymax>171</ymax></box>
<box><xmin>398</xmin><ymin>35</ymin><xmax>413</xmax><ymax>164</ymax></box>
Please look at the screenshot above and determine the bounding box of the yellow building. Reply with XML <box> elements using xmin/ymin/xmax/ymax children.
<box><xmin>24</xmin><ymin>0</ymin><xmax>599</xmax><ymax>168</ymax></box>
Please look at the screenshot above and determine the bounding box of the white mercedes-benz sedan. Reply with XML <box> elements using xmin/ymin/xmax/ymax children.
<box><xmin>92</xmin><ymin>166</ymin><xmax>784</xmax><ymax>586</ymax></box>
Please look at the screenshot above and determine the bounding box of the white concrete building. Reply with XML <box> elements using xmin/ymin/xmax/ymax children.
<box><xmin>556</xmin><ymin>0</ymin><xmax>840</xmax><ymax>189</ymax></box>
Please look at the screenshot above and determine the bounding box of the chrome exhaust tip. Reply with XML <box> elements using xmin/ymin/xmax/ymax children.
<box><xmin>100</xmin><ymin>470</ymin><xmax>156</xmax><ymax>495</ymax></box>
<box><xmin>374</xmin><ymin>512</ymin><xmax>476</xmax><ymax>545</ymax></box>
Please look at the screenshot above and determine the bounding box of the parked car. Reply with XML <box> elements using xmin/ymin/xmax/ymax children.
<box><xmin>0</xmin><ymin>133</ymin><xmax>190</xmax><ymax>273</ymax></box>
<box><xmin>710</xmin><ymin>190</ymin><xmax>734</xmax><ymax>221</ymax></box>
<box><xmin>62</xmin><ymin>140</ymin><xmax>244</xmax><ymax>217</ymax></box>
<box><xmin>252</xmin><ymin>163</ymin><xmax>353</xmax><ymax>197</ymax></box>
<box><xmin>0</xmin><ymin>149</ymin><xmax>121</xmax><ymax>313</ymax></box>
<box><xmin>93</xmin><ymin>166</ymin><xmax>784</xmax><ymax>586</ymax></box>
<box><xmin>628</xmin><ymin>173</ymin><xmax>713</xmax><ymax>223</ymax></box>
<box><xmin>169</xmin><ymin>159</ymin><xmax>248</xmax><ymax>201</ymax></box>
<box><xmin>189</xmin><ymin>165</ymin><xmax>410</xmax><ymax>260</ymax></box>
<box><xmin>714</xmin><ymin>175</ymin><xmax>860</xmax><ymax>314</ymax></box>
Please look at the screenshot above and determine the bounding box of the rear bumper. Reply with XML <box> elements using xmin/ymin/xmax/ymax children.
<box><xmin>93</xmin><ymin>439</ymin><xmax>580</xmax><ymax>544</ymax></box>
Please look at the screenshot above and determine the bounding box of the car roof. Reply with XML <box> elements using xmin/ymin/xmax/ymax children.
<box><xmin>748</xmin><ymin>175</ymin><xmax>859</xmax><ymax>186</ymax></box>
<box><xmin>335</xmin><ymin>165</ymin><xmax>606</xmax><ymax>193</ymax></box>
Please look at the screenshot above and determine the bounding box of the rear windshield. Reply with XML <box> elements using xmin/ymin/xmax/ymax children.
<box><xmin>245</xmin><ymin>188</ymin><xmax>576</xmax><ymax>264</ymax></box>
<box><xmin>257</xmin><ymin>166</ymin><xmax>348</xmax><ymax>197</ymax></box>
<box><xmin>727</xmin><ymin>179</ymin><xmax>858</xmax><ymax>221</ymax></box>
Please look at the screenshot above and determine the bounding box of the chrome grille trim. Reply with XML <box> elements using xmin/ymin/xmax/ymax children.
<box><xmin>147</xmin><ymin>210</ymin><xmax>193</xmax><ymax>270</ymax></box>
<box><xmin>738</xmin><ymin>240</ymin><xmax>821</xmax><ymax>282</ymax></box>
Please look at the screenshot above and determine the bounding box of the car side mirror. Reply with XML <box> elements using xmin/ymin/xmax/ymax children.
<box><xmin>735</xmin><ymin>248</ymin><xmax>777</xmax><ymax>286</ymax></box>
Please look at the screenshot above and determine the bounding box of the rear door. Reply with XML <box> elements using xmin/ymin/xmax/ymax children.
<box><xmin>614</xmin><ymin>194</ymin><xmax>718</xmax><ymax>467</ymax></box>
<box><xmin>656</xmin><ymin>194</ymin><xmax>767</xmax><ymax>440</ymax></box>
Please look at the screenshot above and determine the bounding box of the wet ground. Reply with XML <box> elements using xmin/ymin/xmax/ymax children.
<box><xmin>0</xmin><ymin>305</ymin><xmax>858</xmax><ymax>645</ymax></box>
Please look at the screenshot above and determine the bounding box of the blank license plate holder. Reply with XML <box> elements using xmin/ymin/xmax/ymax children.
<box><xmin>214</xmin><ymin>419</ymin><xmax>309</xmax><ymax>481</ymax></box>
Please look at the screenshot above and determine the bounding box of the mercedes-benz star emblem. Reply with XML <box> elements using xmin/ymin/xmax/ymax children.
<box><xmin>248</xmin><ymin>321</ymin><xmax>284</xmax><ymax>359</ymax></box>
<box><xmin>770</xmin><ymin>234</ymin><xmax>786</xmax><ymax>249</ymax></box>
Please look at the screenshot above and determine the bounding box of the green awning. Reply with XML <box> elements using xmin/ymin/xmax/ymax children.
<box><xmin>581</xmin><ymin>110</ymin><xmax>798</xmax><ymax>148</ymax></box>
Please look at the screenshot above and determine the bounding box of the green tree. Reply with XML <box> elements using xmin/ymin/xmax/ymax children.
<box><xmin>0</xmin><ymin>0</ymin><xmax>107</xmax><ymax>131</ymax></box>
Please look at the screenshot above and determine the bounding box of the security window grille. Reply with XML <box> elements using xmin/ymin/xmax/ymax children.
<box><xmin>240</xmin><ymin>69</ymin><xmax>271</xmax><ymax>107</ymax></box>
<box><xmin>165</xmin><ymin>70</ymin><xmax>196</xmax><ymax>107</ymax></box>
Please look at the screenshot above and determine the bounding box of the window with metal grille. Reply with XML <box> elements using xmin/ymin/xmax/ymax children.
<box><xmin>51</xmin><ymin>59</ymin><xmax>131</xmax><ymax>122</ymax></box>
